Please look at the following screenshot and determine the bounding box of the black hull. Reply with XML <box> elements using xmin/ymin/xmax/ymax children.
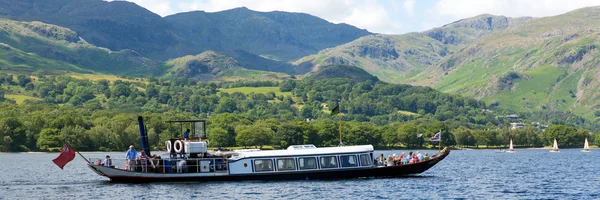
<box><xmin>100</xmin><ymin>149</ymin><xmax>450</xmax><ymax>183</ymax></box>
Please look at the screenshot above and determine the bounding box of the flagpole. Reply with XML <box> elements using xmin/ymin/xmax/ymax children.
<box><xmin>67</xmin><ymin>143</ymin><xmax>91</xmax><ymax>164</ymax></box>
<box><xmin>338</xmin><ymin>100</ymin><xmax>343</xmax><ymax>146</ymax></box>
<box><xmin>438</xmin><ymin>129</ymin><xmax>441</xmax><ymax>151</ymax></box>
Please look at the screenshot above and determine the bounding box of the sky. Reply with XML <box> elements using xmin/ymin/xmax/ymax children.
<box><xmin>114</xmin><ymin>0</ymin><xmax>600</xmax><ymax>34</ymax></box>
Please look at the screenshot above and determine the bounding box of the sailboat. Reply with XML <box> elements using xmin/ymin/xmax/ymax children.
<box><xmin>506</xmin><ymin>139</ymin><xmax>516</xmax><ymax>153</ymax></box>
<box><xmin>549</xmin><ymin>138</ymin><xmax>560</xmax><ymax>153</ymax></box>
<box><xmin>581</xmin><ymin>137</ymin><xmax>591</xmax><ymax>152</ymax></box>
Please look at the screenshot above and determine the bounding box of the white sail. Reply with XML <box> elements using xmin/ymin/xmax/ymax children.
<box><xmin>552</xmin><ymin>139</ymin><xmax>559</xmax><ymax>151</ymax></box>
<box><xmin>509</xmin><ymin>139</ymin><xmax>514</xmax><ymax>151</ymax></box>
<box><xmin>584</xmin><ymin>138</ymin><xmax>589</xmax><ymax>150</ymax></box>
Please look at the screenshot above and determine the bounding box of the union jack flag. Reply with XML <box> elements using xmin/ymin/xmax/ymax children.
<box><xmin>429</xmin><ymin>131</ymin><xmax>441</xmax><ymax>142</ymax></box>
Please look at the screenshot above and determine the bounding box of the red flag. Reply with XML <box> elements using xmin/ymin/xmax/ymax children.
<box><xmin>53</xmin><ymin>144</ymin><xmax>76</xmax><ymax>169</ymax></box>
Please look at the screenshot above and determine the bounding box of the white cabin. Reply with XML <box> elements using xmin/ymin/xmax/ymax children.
<box><xmin>227</xmin><ymin>145</ymin><xmax>375</xmax><ymax>175</ymax></box>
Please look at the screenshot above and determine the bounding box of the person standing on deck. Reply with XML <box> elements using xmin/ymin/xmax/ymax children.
<box><xmin>125</xmin><ymin>145</ymin><xmax>137</xmax><ymax>171</ymax></box>
<box><xmin>183</xmin><ymin>129</ymin><xmax>190</xmax><ymax>139</ymax></box>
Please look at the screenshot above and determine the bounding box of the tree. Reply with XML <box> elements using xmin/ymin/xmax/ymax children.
<box><xmin>207</xmin><ymin>127</ymin><xmax>233</xmax><ymax>147</ymax></box>
<box><xmin>17</xmin><ymin>75</ymin><xmax>31</xmax><ymax>87</ymax></box>
<box><xmin>397</xmin><ymin>123</ymin><xmax>418</xmax><ymax>148</ymax></box>
<box><xmin>274</xmin><ymin>123</ymin><xmax>304</xmax><ymax>148</ymax></box>
<box><xmin>0</xmin><ymin>87</ymin><xmax>5</xmax><ymax>102</ymax></box>
<box><xmin>4</xmin><ymin>75</ymin><xmax>13</xmax><ymax>85</ymax></box>
<box><xmin>544</xmin><ymin>125</ymin><xmax>580</xmax><ymax>147</ymax></box>
<box><xmin>454</xmin><ymin>127</ymin><xmax>475</xmax><ymax>147</ymax></box>
<box><xmin>36</xmin><ymin>128</ymin><xmax>61</xmax><ymax>151</ymax></box>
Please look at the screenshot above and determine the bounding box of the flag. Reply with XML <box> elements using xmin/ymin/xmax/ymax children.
<box><xmin>53</xmin><ymin>144</ymin><xmax>76</xmax><ymax>169</ymax></box>
<box><xmin>429</xmin><ymin>131</ymin><xmax>441</xmax><ymax>142</ymax></box>
<box><xmin>330</xmin><ymin>103</ymin><xmax>340</xmax><ymax>116</ymax></box>
<box><xmin>417</xmin><ymin>133</ymin><xmax>423</xmax><ymax>138</ymax></box>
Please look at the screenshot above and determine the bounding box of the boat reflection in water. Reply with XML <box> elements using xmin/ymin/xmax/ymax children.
<box><xmin>87</xmin><ymin>117</ymin><xmax>450</xmax><ymax>183</ymax></box>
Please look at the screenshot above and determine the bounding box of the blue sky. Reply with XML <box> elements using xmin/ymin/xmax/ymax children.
<box><xmin>118</xmin><ymin>0</ymin><xmax>600</xmax><ymax>34</ymax></box>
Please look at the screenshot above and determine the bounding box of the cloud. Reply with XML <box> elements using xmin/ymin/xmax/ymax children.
<box><xmin>116</xmin><ymin>0</ymin><xmax>403</xmax><ymax>34</ymax></box>
<box><xmin>432</xmin><ymin>0</ymin><xmax>600</xmax><ymax>18</ymax></box>
<box><xmin>403</xmin><ymin>0</ymin><xmax>415</xmax><ymax>17</ymax></box>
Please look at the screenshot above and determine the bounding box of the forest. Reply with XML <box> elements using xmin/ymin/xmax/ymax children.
<box><xmin>0</xmin><ymin>72</ymin><xmax>597</xmax><ymax>152</ymax></box>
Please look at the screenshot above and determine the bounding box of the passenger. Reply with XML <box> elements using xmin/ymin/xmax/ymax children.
<box><xmin>102</xmin><ymin>155</ymin><xmax>112</xmax><ymax>167</ymax></box>
<box><xmin>177</xmin><ymin>159</ymin><xmax>187</xmax><ymax>173</ymax></box>
<box><xmin>125</xmin><ymin>145</ymin><xmax>137</xmax><ymax>171</ymax></box>
<box><xmin>139</xmin><ymin>152</ymin><xmax>149</xmax><ymax>172</ymax></box>
<box><xmin>386</xmin><ymin>156</ymin><xmax>394</xmax><ymax>167</ymax></box>
<box><xmin>423</xmin><ymin>153</ymin><xmax>429</xmax><ymax>161</ymax></box>
<box><xmin>150</xmin><ymin>154</ymin><xmax>161</xmax><ymax>172</ymax></box>
<box><xmin>413</xmin><ymin>152</ymin><xmax>419</xmax><ymax>163</ymax></box>
<box><xmin>417</xmin><ymin>152</ymin><xmax>423</xmax><ymax>162</ymax></box>
<box><xmin>401</xmin><ymin>154</ymin><xmax>409</xmax><ymax>165</ymax></box>
<box><xmin>378</xmin><ymin>154</ymin><xmax>385</xmax><ymax>166</ymax></box>
<box><xmin>399</xmin><ymin>152</ymin><xmax>405</xmax><ymax>164</ymax></box>
<box><xmin>183</xmin><ymin>129</ymin><xmax>190</xmax><ymax>139</ymax></box>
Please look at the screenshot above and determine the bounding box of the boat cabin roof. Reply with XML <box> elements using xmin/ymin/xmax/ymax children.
<box><xmin>232</xmin><ymin>145</ymin><xmax>374</xmax><ymax>159</ymax></box>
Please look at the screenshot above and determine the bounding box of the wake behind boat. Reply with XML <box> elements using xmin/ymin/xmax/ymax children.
<box><xmin>87</xmin><ymin>117</ymin><xmax>450</xmax><ymax>183</ymax></box>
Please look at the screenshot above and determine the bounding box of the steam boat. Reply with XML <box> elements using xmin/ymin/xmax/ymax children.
<box><xmin>87</xmin><ymin>117</ymin><xmax>450</xmax><ymax>183</ymax></box>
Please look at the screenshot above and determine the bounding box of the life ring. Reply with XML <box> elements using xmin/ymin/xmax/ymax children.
<box><xmin>165</xmin><ymin>140</ymin><xmax>172</xmax><ymax>153</ymax></box>
<box><xmin>174</xmin><ymin>140</ymin><xmax>183</xmax><ymax>153</ymax></box>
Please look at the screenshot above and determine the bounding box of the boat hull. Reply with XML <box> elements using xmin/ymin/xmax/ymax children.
<box><xmin>89</xmin><ymin>149</ymin><xmax>450</xmax><ymax>183</ymax></box>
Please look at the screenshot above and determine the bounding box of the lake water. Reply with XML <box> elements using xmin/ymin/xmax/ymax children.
<box><xmin>0</xmin><ymin>149</ymin><xmax>598</xmax><ymax>199</ymax></box>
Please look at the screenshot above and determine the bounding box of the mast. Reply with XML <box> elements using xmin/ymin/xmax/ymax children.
<box><xmin>338</xmin><ymin>100</ymin><xmax>343</xmax><ymax>146</ymax></box>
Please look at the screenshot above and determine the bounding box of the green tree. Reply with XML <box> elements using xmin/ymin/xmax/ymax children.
<box><xmin>397</xmin><ymin>123</ymin><xmax>419</xmax><ymax>148</ymax></box>
<box><xmin>274</xmin><ymin>123</ymin><xmax>304</xmax><ymax>148</ymax></box>
<box><xmin>207</xmin><ymin>127</ymin><xmax>233</xmax><ymax>147</ymax></box>
<box><xmin>37</xmin><ymin>128</ymin><xmax>61</xmax><ymax>151</ymax></box>
<box><xmin>17</xmin><ymin>75</ymin><xmax>31</xmax><ymax>87</ymax></box>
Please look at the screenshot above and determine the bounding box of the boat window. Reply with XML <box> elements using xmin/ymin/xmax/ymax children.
<box><xmin>320</xmin><ymin>156</ymin><xmax>338</xmax><ymax>168</ymax></box>
<box><xmin>254</xmin><ymin>159</ymin><xmax>274</xmax><ymax>172</ymax></box>
<box><xmin>298</xmin><ymin>157</ymin><xmax>317</xmax><ymax>170</ymax></box>
<box><xmin>340</xmin><ymin>155</ymin><xmax>357</xmax><ymax>167</ymax></box>
<box><xmin>359</xmin><ymin>154</ymin><xmax>372</xmax><ymax>166</ymax></box>
<box><xmin>277</xmin><ymin>158</ymin><xmax>296</xmax><ymax>171</ymax></box>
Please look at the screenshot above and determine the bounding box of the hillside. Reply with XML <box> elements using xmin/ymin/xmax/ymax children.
<box><xmin>424</xmin><ymin>6</ymin><xmax>600</xmax><ymax>118</ymax></box>
<box><xmin>0</xmin><ymin>0</ymin><xmax>370</xmax><ymax>65</ymax></box>
<box><xmin>305</xmin><ymin>64</ymin><xmax>379</xmax><ymax>82</ymax></box>
<box><xmin>296</xmin><ymin>15</ymin><xmax>531</xmax><ymax>83</ymax></box>
<box><xmin>0</xmin><ymin>18</ymin><xmax>160</xmax><ymax>76</ymax></box>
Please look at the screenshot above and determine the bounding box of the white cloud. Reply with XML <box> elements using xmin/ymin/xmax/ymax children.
<box><xmin>403</xmin><ymin>0</ymin><xmax>415</xmax><ymax>17</ymax></box>
<box><xmin>432</xmin><ymin>0</ymin><xmax>600</xmax><ymax>19</ymax></box>
<box><xmin>116</xmin><ymin>0</ymin><xmax>403</xmax><ymax>34</ymax></box>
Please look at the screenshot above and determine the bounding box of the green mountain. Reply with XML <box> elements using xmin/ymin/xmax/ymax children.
<box><xmin>299</xmin><ymin>7</ymin><xmax>600</xmax><ymax>119</ymax></box>
<box><xmin>164</xmin><ymin>7</ymin><xmax>371</xmax><ymax>62</ymax></box>
<box><xmin>296</xmin><ymin>14</ymin><xmax>531</xmax><ymax>83</ymax></box>
<box><xmin>0</xmin><ymin>0</ymin><xmax>370</xmax><ymax>65</ymax></box>
<box><xmin>0</xmin><ymin>18</ymin><xmax>160</xmax><ymax>75</ymax></box>
<box><xmin>0</xmin><ymin>0</ymin><xmax>176</xmax><ymax>61</ymax></box>
<box><xmin>165</xmin><ymin>51</ymin><xmax>269</xmax><ymax>81</ymax></box>
<box><xmin>305</xmin><ymin>64</ymin><xmax>379</xmax><ymax>82</ymax></box>
<box><xmin>426</xmin><ymin>7</ymin><xmax>600</xmax><ymax>118</ymax></box>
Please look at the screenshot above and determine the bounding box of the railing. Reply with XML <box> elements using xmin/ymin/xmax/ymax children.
<box><xmin>89</xmin><ymin>157</ymin><xmax>229</xmax><ymax>174</ymax></box>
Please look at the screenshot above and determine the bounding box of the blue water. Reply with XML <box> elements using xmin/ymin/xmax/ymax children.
<box><xmin>0</xmin><ymin>149</ymin><xmax>598</xmax><ymax>199</ymax></box>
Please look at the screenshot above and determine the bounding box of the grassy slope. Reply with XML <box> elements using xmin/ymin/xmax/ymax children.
<box><xmin>219</xmin><ymin>87</ymin><xmax>291</xmax><ymax>96</ymax></box>
<box><xmin>0</xmin><ymin>19</ymin><xmax>162</xmax><ymax>76</ymax></box>
<box><xmin>430</xmin><ymin>7</ymin><xmax>600</xmax><ymax>119</ymax></box>
<box><xmin>296</xmin><ymin>15</ymin><xmax>530</xmax><ymax>83</ymax></box>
